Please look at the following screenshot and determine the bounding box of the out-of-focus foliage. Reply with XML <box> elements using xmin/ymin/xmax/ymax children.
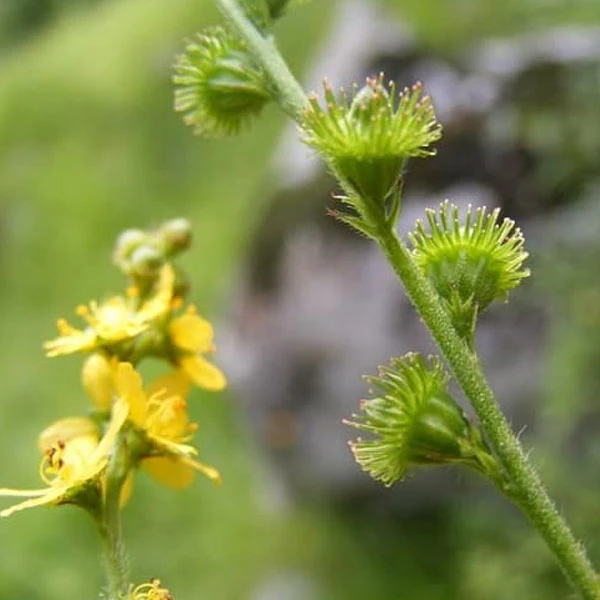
<box><xmin>0</xmin><ymin>0</ymin><xmax>102</xmax><ymax>48</ymax></box>
<box><xmin>0</xmin><ymin>0</ymin><xmax>333</xmax><ymax>598</ymax></box>
<box><xmin>381</xmin><ymin>0</ymin><xmax>600</xmax><ymax>50</ymax></box>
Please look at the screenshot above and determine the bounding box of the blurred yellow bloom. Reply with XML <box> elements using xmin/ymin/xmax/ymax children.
<box><xmin>115</xmin><ymin>362</ymin><xmax>221</xmax><ymax>488</ymax></box>
<box><xmin>44</xmin><ymin>265</ymin><xmax>175</xmax><ymax>357</ymax></box>
<box><xmin>131</xmin><ymin>579</ymin><xmax>173</xmax><ymax>600</ymax></box>
<box><xmin>82</xmin><ymin>352</ymin><xmax>117</xmax><ymax>410</ymax></box>
<box><xmin>0</xmin><ymin>402</ymin><xmax>127</xmax><ymax>517</ymax></box>
<box><xmin>168</xmin><ymin>305</ymin><xmax>227</xmax><ymax>391</ymax></box>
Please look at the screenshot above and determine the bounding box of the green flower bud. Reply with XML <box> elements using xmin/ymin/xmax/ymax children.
<box><xmin>301</xmin><ymin>75</ymin><xmax>442</xmax><ymax>203</ymax></box>
<box><xmin>159</xmin><ymin>217</ymin><xmax>193</xmax><ymax>256</ymax></box>
<box><xmin>173</xmin><ymin>28</ymin><xmax>272</xmax><ymax>137</ymax></box>
<box><xmin>113</xmin><ymin>228</ymin><xmax>147</xmax><ymax>268</ymax></box>
<box><xmin>130</xmin><ymin>245</ymin><xmax>164</xmax><ymax>278</ymax></box>
<box><xmin>344</xmin><ymin>353</ymin><xmax>500</xmax><ymax>487</ymax></box>
<box><xmin>408</xmin><ymin>201</ymin><xmax>530</xmax><ymax>341</ymax></box>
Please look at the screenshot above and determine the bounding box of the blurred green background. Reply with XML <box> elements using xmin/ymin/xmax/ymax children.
<box><xmin>1</xmin><ymin>1</ymin><xmax>600</xmax><ymax>599</ymax></box>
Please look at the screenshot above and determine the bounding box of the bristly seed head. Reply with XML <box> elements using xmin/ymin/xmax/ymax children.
<box><xmin>409</xmin><ymin>200</ymin><xmax>530</xmax><ymax>341</ymax></box>
<box><xmin>344</xmin><ymin>353</ymin><xmax>497</xmax><ymax>487</ymax></box>
<box><xmin>173</xmin><ymin>27</ymin><xmax>272</xmax><ymax>137</ymax></box>
<box><xmin>300</xmin><ymin>74</ymin><xmax>442</xmax><ymax>202</ymax></box>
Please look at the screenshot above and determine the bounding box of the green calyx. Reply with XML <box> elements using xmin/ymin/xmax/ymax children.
<box><xmin>300</xmin><ymin>74</ymin><xmax>442</xmax><ymax>203</ymax></box>
<box><xmin>173</xmin><ymin>27</ymin><xmax>272</xmax><ymax>137</ymax></box>
<box><xmin>266</xmin><ymin>0</ymin><xmax>311</xmax><ymax>20</ymax></box>
<box><xmin>239</xmin><ymin>0</ymin><xmax>311</xmax><ymax>26</ymax></box>
<box><xmin>409</xmin><ymin>201</ymin><xmax>530</xmax><ymax>341</ymax></box>
<box><xmin>344</xmin><ymin>353</ymin><xmax>501</xmax><ymax>487</ymax></box>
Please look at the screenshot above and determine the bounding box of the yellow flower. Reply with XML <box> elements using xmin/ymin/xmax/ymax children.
<box><xmin>82</xmin><ymin>352</ymin><xmax>117</xmax><ymax>410</ymax></box>
<box><xmin>0</xmin><ymin>402</ymin><xmax>127</xmax><ymax>517</ymax></box>
<box><xmin>168</xmin><ymin>305</ymin><xmax>226</xmax><ymax>391</ymax></box>
<box><xmin>131</xmin><ymin>579</ymin><xmax>173</xmax><ymax>600</ymax></box>
<box><xmin>115</xmin><ymin>362</ymin><xmax>221</xmax><ymax>488</ymax></box>
<box><xmin>44</xmin><ymin>265</ymin><xmax>175</xmax><ymax>357</ymax></box>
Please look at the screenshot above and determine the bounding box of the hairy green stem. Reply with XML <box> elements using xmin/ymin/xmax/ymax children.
<box><xmin>101</xmin><ymin>442</ymin><xmax>129</xmax><ymax>599</ymax></box>
<box><xmin>213</xmin><ymin>0</ymin><xmax>308</xmax><ymax>117</ymax></box>
<box><xmin>375</xmin><ymin>225</ymin><xmax>600</xmax><ymax>599</ymax></box>
<box><xmin>212</xmin><ymin>1</ymin><xmax>600</xmax><ymax>596</ymax></box>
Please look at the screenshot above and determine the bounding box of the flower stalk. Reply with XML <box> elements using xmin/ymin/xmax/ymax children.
<box><xmin>212</xmin><ymin>0</ymin><xmax>307</xmax><ymax>117</ymax></box>
<box><xmin>101</xmin><ymin>437</ymin><xmax>130</xmax><ymax>600</ymax></box>
<box><xmin>211</xmin><ymin>1</ymin><xmax>600</xmax><ymax>597</ymax></box>
<box><xmin>373</xmin><ymin>220</ymin><xmax>600</xmax><ymax>599</ymax></box>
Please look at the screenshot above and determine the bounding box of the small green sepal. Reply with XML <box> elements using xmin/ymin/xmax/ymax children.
<box><xmin>344</xmin><ymin>353</ymin><xmax>501</xmax><ymax>487</ymax></box>
<box><xmin>267</xmin><ymin>0</ymin><xmax>311</xmax><ymax>20</ymax></box>
<box><xmin>409</xmin><ymin>200</ymin><xmax>530</xmax><ymax>340</ymax></box>
<box><xmin>300</xmin><ymin>75</ymin><xmax>442</xmax><ymax>204</ymax></box>
<box><xmin>173</xmin><ymin>28</ymin><xmax>272</xmax><ymax>137</ymax></box>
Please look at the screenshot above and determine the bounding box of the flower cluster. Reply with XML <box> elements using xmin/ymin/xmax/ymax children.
<box><xmin>0</xmin><ymin>219</ymin><xmax>227</xmax><ymax>596</ymax></box>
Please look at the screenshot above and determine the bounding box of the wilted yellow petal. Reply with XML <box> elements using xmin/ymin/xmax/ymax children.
<box><xmin>180</xmin><ymin>355</ymin><xmax>227</xmax><ymax>391</ymax></box>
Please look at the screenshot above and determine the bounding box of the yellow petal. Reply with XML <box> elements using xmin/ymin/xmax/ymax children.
<box><xmin>169</xmin><ymin>310</ymin><xmax>213</xmax><ymax>353</ymax></box>
<box><xmin>114</xmin><ymin>363</ymin><xmax>147</xmax><ymax>426</ymax></box>
<box><xmin>44</xmin><ymin>321</ymin><xmax>96</xmax><ymax>357</ymax></box>
<box><xmin>0</xmin><ymin>487</ymin><xmax>64</xmax><ymax>518</ymax></box>
<box><xmin>81</xmin><ymin>353</ymin><xmax>115</xmax><ymax>410</ymax></box>
<box><xmin>0</xmin><ymin>488</ymin><xmax>51</xmax><ymax>497</ymax></box>
<box><xmin>138</xmin><ymin>264</ymin><xmax>175</xmax><ymax>322</ymax></box>
<box><xmin>145</xmin><ymin>370</ymin><xmax>191</xmax><ymax>402</ymax></box>
<box><xmin>38</xmin><ymin>417</ymin><xmax>99</xmax><ymax>453</ymax></box>
<box><xmin>142</xmin><ymin>456</ymin><xmax>196</xmax><ymax>490</ymax></box>
<box><xmin>181</xmin><ymin>456</ymin><xmax>222</xmax><ymax>486</ymax></box>
<box><xmin>94</xmin><ymin>398</ymin><xmax>129</xmax><ymax>461</ymax></box>
<box><xmin>119</xmin><ymin>472</ymin><xmax>134</xmax><ymax>508</ymax></box>
<box><xmin>179</xmin><ymin>355</ymin><xmax>227</xmax><ymax>391</ymax></box>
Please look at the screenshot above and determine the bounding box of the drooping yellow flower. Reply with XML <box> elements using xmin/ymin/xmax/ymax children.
<box><xmin>115</xmin><ymin>362</ymin><xmax>220</xmax><ymax>488</ymax></box>
<box><xmin>0</xmin><ymin>402</ymin><xmax>127</xmax><ymax>517</ymax></box>
<box><xmin>131</xmin><ymin>579</ymin><xmax>173</xmax><ymax>600</ymax></box>
<box><xmin>44</xmin><ymin>265</ymin><xmax>175</xmax><ymax>357</ymax></box>
<box><xmin>167</xmin><ymin>305</ymin><xmax>226</xmax><ymax>391</ymax></box>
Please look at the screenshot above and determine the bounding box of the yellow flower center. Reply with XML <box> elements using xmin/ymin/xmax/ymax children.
<box><xmin>145</xmin><ymin>391</ymin><xmax>197</xmax><ymax>444</ymax></box>
<box><xmin>76</xmin><ymin>298</ymin><xmax>143</xmax><ymax>339</ymax></box>
<box><xmin>39</xmin><ymin>436</ymin><xmax>99</xmax><ymax>487</ymax></box>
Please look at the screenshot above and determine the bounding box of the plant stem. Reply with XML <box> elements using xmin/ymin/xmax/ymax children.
<box><xmin>213</xmin><ymin>0</ymin><xmax>308</xmax><ymax>117</ymax></box>
<box><xmin>374</xmin><ymin>225</ymin><xmax>600</xmax><ymax>599</ymax></box>
<box><xmin>101</xmin><ymin>442</ymin><xmax>129</xmax><ymax>599</ymax></box>
<box><xmin>211</xmin><ymin>1</ymin><xmax>600</xmax><ymax>596</ymax></box>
